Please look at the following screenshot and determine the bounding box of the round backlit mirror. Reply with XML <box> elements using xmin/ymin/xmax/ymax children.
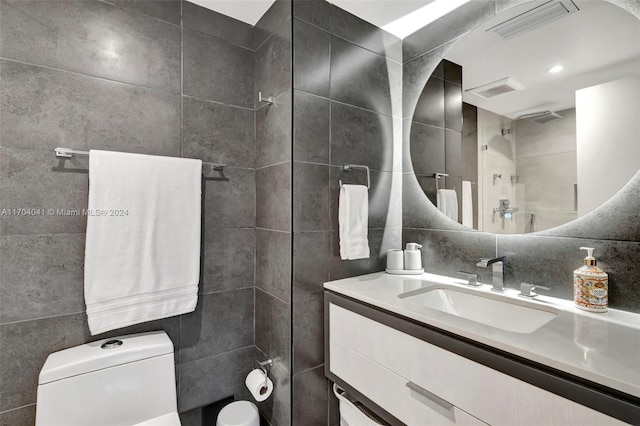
<box><xmin>410</xmin><ymin>0</ymin><xmax>640</xmax><ymax>234</ymax></box>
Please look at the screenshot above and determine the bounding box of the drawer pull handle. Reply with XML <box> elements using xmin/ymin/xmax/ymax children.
<box><xmin>406</xmin><ymin>381</ymin><xmax>454</xmax><ymax>411</ymax></box>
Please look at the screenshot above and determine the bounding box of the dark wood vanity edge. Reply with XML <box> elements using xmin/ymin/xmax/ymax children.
<box><xmin>324</xmin><ymin>290</ymin><xmax>640</xmax><ymax>425</ymax></box>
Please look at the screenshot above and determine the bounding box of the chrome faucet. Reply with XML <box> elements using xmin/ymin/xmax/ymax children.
<box><xmin>456</xmin><ymin>271</ymin><xmax>480</xmax><ymax>286</ymax></box>
<box><xmin>476</xmin><ymin>256</ymin><xmax>506</xmax><ymax>292</ymax></box>
<box><xmin>519</xmin><ymin>283</ymin><xmax>551</xmax><ymax>299</ymax></box>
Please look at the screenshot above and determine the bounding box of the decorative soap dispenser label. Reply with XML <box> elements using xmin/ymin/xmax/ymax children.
<box><xmin>573</xmin><ymin>247</ymin><xmax>608</xmax><ymax>312</ymax></box>
<box><xmin>404</xmin><ymin>243</ymin><xmax>423</xmax><ymax>271</ymax></box>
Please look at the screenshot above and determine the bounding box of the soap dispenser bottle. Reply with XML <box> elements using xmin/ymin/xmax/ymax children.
<box><xmin>573</xmin><ymin>247</ymin><xmax>608</xmax><ymax>312</ymax></box>
<box><xmin>404</xmin><ymin>243</ymin><xmax>423</xmax><ymax>271</ymax></box>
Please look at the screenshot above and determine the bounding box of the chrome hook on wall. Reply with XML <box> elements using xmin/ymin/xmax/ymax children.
<box><xmin>258</xmin><ymin>92</ymin><xmax>275</xmax><ymax>106</ymax></box>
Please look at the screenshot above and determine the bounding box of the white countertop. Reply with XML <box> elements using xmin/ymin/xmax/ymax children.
<box><xmin>324</xmin><ymin>272</ymin><xmax>640</xmax><ymax>399</ymax></box>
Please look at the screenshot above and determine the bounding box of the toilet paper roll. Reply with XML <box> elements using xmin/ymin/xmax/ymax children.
<box><xmin>245</xmin><ymin>369</ymin><xmax>273</xmax><ymax>402</ymax></box>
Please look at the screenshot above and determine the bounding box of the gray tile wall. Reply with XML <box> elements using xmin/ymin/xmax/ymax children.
<box><xmin>0</xmin><ymin>1</ymin><xmax>258</xmax><ymax>422</ymax></box>
<box><xmin>402</xmin><ymin>0</ymin><xmax>640</xmax><ymax>314</ymax></box>
<box><xmin>409</xmin><ymin>58</ymin><xmax>474</xmax><ymax>215</ymax></box>
<box><xmin>253</xmin><ymin>1</ymin><xmax>292</xmax><ymax>425</ymax></box>
<box><xmin>292</xmin><ymin>1</ymin><xmax>401</xmax><ymax>424</ymax></box>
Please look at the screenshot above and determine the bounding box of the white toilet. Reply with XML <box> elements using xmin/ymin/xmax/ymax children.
<box><xmin>216</xmin><ymin>400</ymin><xmax>260</xmax><ymax>426</ymax></box>
<box><xmin>35</xmin><ymin>331</ymin><xmax>180</xmax><ymax>426</ymax></box>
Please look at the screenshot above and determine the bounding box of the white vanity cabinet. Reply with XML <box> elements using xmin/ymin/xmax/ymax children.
<box><xmin>326</xmin><ymin>294</ymin><xmax>629</xmax><ymax>426</ymax></box>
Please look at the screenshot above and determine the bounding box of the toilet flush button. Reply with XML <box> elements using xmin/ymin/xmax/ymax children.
<box><xmin>101</xmin><ymin>339</ymin><xmax>123</xmax><ymax>349</ymax></box>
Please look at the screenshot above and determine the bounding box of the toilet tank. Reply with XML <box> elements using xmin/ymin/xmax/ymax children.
<box><xmin>35</xmin><ymin>331</ymin><xmax>178</xmax><ymax>426</ymax></box>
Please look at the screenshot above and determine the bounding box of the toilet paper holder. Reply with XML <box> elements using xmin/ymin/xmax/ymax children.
<box><xmin>257</xmin><ymin>359</ymin><xmax>273</xmax><ymax>376</ymax></box>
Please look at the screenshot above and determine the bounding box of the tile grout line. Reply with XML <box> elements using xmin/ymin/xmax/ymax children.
<box><xmin>0</xmin><ymin>57</ymin><xmax>180</xmax><ymax>97</ymax></box>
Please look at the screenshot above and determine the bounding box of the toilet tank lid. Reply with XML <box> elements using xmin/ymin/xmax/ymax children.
<box><xmin>39</xmin><ymin>331</ymin><xmax>174</xmax><ymax>384</ymax></box>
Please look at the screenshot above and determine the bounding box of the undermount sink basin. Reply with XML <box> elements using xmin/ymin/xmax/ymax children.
<box><xmin>398</xmin><ymin>286</ymin><xmax>559</xmax><ymax>333</ymax></box>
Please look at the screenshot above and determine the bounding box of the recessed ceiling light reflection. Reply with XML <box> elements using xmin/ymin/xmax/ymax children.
<box><xmin>548</xmin><ymin>65</ymin><xmax>564</xmax><ymax>74</ymax></box>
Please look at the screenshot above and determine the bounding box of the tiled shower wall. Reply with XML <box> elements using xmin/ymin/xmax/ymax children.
<box><xmin>0</xmin><ymin>1</ymin><xmax>258</xmax><ymax>423</ymax></box>
<box><xmin>402</xmin><ymin>0</ymin><xmax>640</xmax><ymax>314</ymax></box>
<box><xmin>292</xmin><ymin>1</ymin><xmax>402</xmax><ymax>424</ymax></box>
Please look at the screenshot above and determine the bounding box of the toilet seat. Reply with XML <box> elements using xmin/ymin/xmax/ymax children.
<box><xmin>216</xmin><ymin>401</ymin><xmax>259</xmax><ymax>426</ymax></box>
<box><xmin>132</xmin><ymin>412</ymin><xmax>181</xmax><ymax>426</ymax></box>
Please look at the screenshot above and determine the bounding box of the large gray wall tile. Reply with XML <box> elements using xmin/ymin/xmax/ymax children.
<box><xmin>256</xmin><ymin>163</ymin><xmax>292</xmax><ymax>231</ymax></box>
<box><xmin>403</xmin><ymin>40</ymin><xmax>457</xmax><ymax>121</ymax></box>
<box><xmin>294</xmin><ymin>163</ymin><xmax>329</xmax><ymax>232</ymax></box>
<box><xmin>0</xmin><ymin>404</ymin><xmax>35</xmax><ymax>426</ymax></box>
<box><xmin>256</xmin><ymin>91</ymin><xmax>292</xmax><ymax>168</ymax></box>
<box><xmin>330</xmin><ymin>102</ymin><xmax>393</xmax><ymax>172</ymax></box>
<box><xmin>292</xmin><ymin>366</ymin><xmax>328</xmax><ymax>426</ymax></box>
<box><xmin>183</xmin><ymin>97</ymin><xmax>255</xmax><ymax>168</ymax></box>
<box><xmin>254</xmin><ymin>0</ymin><xmax>291</xmax><ymax>49</ymax></box>
<box><xmin>203</xmin><ymin>168</ymin><xmax>256</xmax><ymax>230</ymax></box>
<box><xmin>108</xmin><ymin>0</ymin><xmax>181</xmax><ymax>25</ymax></box>
<box><xmin>183</xmin><ymin>1</ymin><xmax>253</xmax><ymax>49</ymax></box>
<box><xmin>293</xmin><ymin>232</ymin><xmax>330</xmax><ymax>303</ymax></box>
<box><xmin>256</xmin><ymin>229</ymin><xmax>292</xmax><ymax>303</ymax></box>
<box><xmin>403</xmin><ymin>229</ymin><xmax>497</xmax><ymax>283</ymax></box>
<box><xmin>178</xmin><ymin>346</ymin><xmax>255</xmax><ymax>413</ymax></box>
<box><xmin>292</xmin><ymin>232</ymin><xmax>328</xmax><ymax>373</ymax></box>
<box><xmin>293</xmin><ymin>19</ymin><xmax>331</xmax><ymax>97</ymax></box>
<box><xmin>413</xmin><ymin>77</ymin><xmax>445</xmax><ymax>127</ymax></box>
<box><xmin>183</xmin><ymin>30</ymin><xmax>254</xmax><ymax>108</ymax></box>
<box><xmin>329</xmin><ymin>228</ymin><xmax>398</xmax><ymax>280</ymax></box>
<box><xmin>445</xmin><ymin>129</ymin><xmax>463</xmax><ymax>177</ymax></box>
<box><xmin>292</xmin><ymin>292</ymin><xmax>324</xmax><ymax>374</ymax></box>
<box><xmin>203</xmin><ymin>228</ymin><xmax>255</xmax><ymax>294</ymax></box>
<box><xmin>255</xmin><ymin>289</ymin><xmax>291</xmax><ymax>372</ymax></box>
<box><xmin>0</xmin><ymin>313</ymin><xmax>89</xmax><ymax>411</ymax></box>
<box><xmin>293</xmin><ymin>91</ymin><xmax>330</xmax><ymax>164</ymax></box>
<box><xmin>0</xmin><ymin>148</ymin><xmax>89</xmax><ymax>236</ymax></box>
<box><xmin>497</xmin><ymin>235</ymin><xmax>640</xmax><ymax>312</ymax></box>
<box><xmin>330</xmin><ymin>4</ymin><xmax>401</xmax><ymax>62</ymax></box>
<box><xmin>330</xmin><ymin>36</ymin><xmax>395</xmax><ymax>116</ymax></box>
<box><xmin>410</xmin><ymin>122</ymin><xmax>445</xmax><ymax>176</ymax></box>
<box><xmin>0</xmin><ymin>60</ymin><xmax>181</xmax><ymax>155</ymax></box>
<box><xmin>255</xmin><ymin>18</ymin><xmax>292</xmax><ymax>108</ymax></box>
<box><xmin>444</xmin><ymin>82</ymin><xmax>463</xmax><ymax>132</ymax></box>
<box><xmin>180</xmin><ymin>289</ymin><xmax>255</xmax><ymax>363</ymax></box>
<box><xmin>0</xmin><ymin>0</ymin><xmax>181</xmax><ymax>92</ymax></box>
<box><xmin>293</xmin><ymin>0</ymin><xmax>330</xmax><ymax>32</ymax></box>
<box><xmin>0</xmin><ymin>234</ymin><xmax>85</xmax><ymax>323</ymax></box>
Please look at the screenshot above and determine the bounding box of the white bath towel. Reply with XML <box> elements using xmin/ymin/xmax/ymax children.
<box><xmin>437</xmin><ymin>189</ymin><xmax>458</xmax><ymax>222</ymax></box>
<box><xmin>339</xmin><ymin>184</ymin><xmax>370</xmax><ymax>260</ymax></box>
<box><xmin>84</xmin><ymin>150</ymin><xmax>202</xmax><ymax>335</ymax></box>
<box><xmin>462</xmin><ymin>181</ymin><xmax>473</xmax><ymax>227</ymax></box>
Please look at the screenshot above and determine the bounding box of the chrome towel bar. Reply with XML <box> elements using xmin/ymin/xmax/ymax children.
<box><xmin>54</xmin><ymin>147</ymin><xmax>225</xmax><ymax>172</ymax></box>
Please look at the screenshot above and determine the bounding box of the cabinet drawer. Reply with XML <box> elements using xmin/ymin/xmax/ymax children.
<box><xmin>330</xmin><ymin>339</ymin><xmax>486</xmax><ymax>426</ymax></box>
<box><xmin>329</xmin><ymin>303</ymin><xmax>626</xmax><ymax>426</ymax></box>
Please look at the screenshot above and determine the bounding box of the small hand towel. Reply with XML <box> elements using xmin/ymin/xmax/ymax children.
<box><xmin>339</xmin><ymin>184</ymin><xmax>370</xmax><ymax>260</ymax></box>
<box><xmin>437</xmin><ymin>189</ymin><xmax>459</xmax><ymax>222</ymax></box>
<box><xmin>462</xmin><ymin>181</ymin><xmax>473</xmax><ymax>227</ymax></box>
<box><xmin>84</xmin><ymin>150</ymin><xmax>202</xmax><ymax>335</ymax></box>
